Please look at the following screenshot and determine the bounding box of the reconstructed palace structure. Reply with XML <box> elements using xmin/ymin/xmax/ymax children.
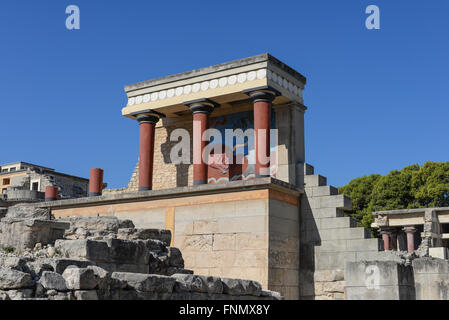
<box><xmin>30</xmin><ymin>54</ymin><xmax>449</xmax><ymax>300</ymax></box>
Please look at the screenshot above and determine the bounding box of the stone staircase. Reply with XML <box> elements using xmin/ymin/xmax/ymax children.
<box><xmin>299</xmin><ymin>164</ymin><xmax>383</xmax><ymax>300</ymax></box>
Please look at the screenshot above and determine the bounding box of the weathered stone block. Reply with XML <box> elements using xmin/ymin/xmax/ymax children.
<box><xmin>104</xmin><ymin>238</ymin><xmax>149</xmax><ymax>265</ymax></box>
<box><xmin>55</xmin><ymin>239</ymin><xmax>110</xmax><ymax>262</ymax></box>
<box><xmin>172</xmin><ymin>274</ymin><xmax>223</xmax><ymax>294</ymax></box>
<box><xmin>111</xmin><ymin>272</ymin><xmax>175</xmax><ymax>293</ymax></box>
<box><xmin>0</xmin><ymin>267</ymin><xmax>33</xmax><ymax>290</ymax></box>
<box><xmin>62</xmin><ymin>267</ymin><xmax>99</xmax><ymax>290</ymax></box>
<box><xmin>0</xmin><ymin>218</ymin><xmax>69</xmax><ymax>250</ymax></box>
<box><xmin>39</xmin><ymin>271</ymin><xmax>68</xmax><ymax>291</ymax></box>
<box><xmin>51</xmin><ymin>258</ymin><xmax>94</xmax><ymax>274</ymax></box>
<box><xmin>74</xmin><ymin>290</ymin><xmax>99</xmax><ymax>300</ymax></box>
<box><xmin>221</xmin><ymin>278</ymin><xmax>262</xmax><ymax>296</ymax></box>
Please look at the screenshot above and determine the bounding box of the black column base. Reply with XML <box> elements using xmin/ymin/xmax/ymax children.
<box><xmin>45</xmin><ymin>198</ymin><xmax>57</xmax><ymax>202</ymax></box>
<box><xmin>193</xmin><ymin>180</ymin><xmax>207</xmax><ymax>185</ymax></box>
<box><xmin>89</xmin><ymin>192</ymin><xmax>102</xmax><ymax>197</ymax></box>
<box><xmin>139</xmin><ymin>187</ymin><xmax>152</xmax><ymax>191</ymax></box>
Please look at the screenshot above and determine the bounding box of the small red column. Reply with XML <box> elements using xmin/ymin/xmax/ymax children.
<box><xmin>184</xmin><ymin>99</ymin><xmax>218</xmax><ymax>185</ymax></box>
<box><xmin>381</xmin><ymin>230</ymin><xmax>391</xmax><ymax>251</ymax></box>
<box><xmin>403</xmin><ymin>226</ymin><xmax>417</xmax><ymax>253</ymax></box>
<box><xmin>89</xmin><ymin>168</ymin><xmax>104</xmax><ymax>196</ymax></box>
<box><xmin>45</xmin><ymin>186</ymin><xmax>58</xmax><ymax>201</ymax></box>
<box><xmin>390</xmin><ymin>230</ymin><xmax>398</xmax><ymax>251</ymax></box>
<box><xmin>244</xmin><ymin>87</ymin><xmax>280</xmax><ymax>178</ymax></box>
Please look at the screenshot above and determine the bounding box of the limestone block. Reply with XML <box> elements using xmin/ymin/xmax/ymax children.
<box><xmin>319</xmin><ymin>217</ymin><xmax>357</xmax><ymax>230</ymax></box>
<box><xmin>319</xmin><ymin>195</ymin><xmax>352</xmax><ymax>210</ymax></box>
<box><xmin>117</xmin><ymin>228</ymin><xmax>171</xmax><ymax>245</ymax></box>
<box><xmin>213</xmin><ymin>234</ymin><xmax>236</xmax><ymax>251</ymax></box>
<box><xmin>193</xmin><ymin>220</ymin><xmax>218</xmax><ymax>234</ymax></box>
<box><xmin>221</xmin><ymin>278</ymin><xmax>262</xmax><ymax>296</ymax></box>
<box><xmin>1</xmin><ymin>218</ymin><xmax>69</xmax><ymax>250</ymax></box>
<box><xmin>51</xmin><ymin>258</ymin><xmax>94</xmax><ymax>274</ymax></box>
<box><xmin>315</xmin><ymin>251</ymin><xmax>356</xmax><ymax>270</ymax></box>
<box><xmin>217</xmin><ymin>216</ymin><xmax>267</xmax><ymax>234</ymax></box>
<box><xmin>235</xmin><ymin>233</ymin><xmax>268</xmax><ymax>250</ymax></box>
<box><xmin>86</xmin><ymin>266</ymin><xmax>110</xmax><ymax>290</ymax></box>
<box><xmin>0</xmin><ymin>257</ymin><xmax>28</xmax><ymax>271</ymax></box>
<box><xmin>319</xmin><ymin>227</ymin><xmax>369</xmax><ymax>241</ymax></box>
<box><xmin>74</xmin><ymin>290</ymin><xmax>99</xmax><ymax>300</ymax></box>
<box><xmin>111</xmin><ymin>272</ymin><xmax>175</xmax><ymax>293</ymax></box>
<box><xmin>311</xmin><ymin>186</ymin><xmax>338</xmax><ymax>197</ymax></box>
<box><xmin>172</xmin><ymin>274</ymin><xmax>223</xmax><ymax>294</ymax></box>
<box><xmin>39</xmin><ymin>271</ymin><xmax>68</xmax><ymax>291</ymax></box>
<box><xmin>55</xmin><ymin>239</ymin><xmax>110</xmax><ymax>262</ymax></box>
<box><xmin>181</xmin><ymin>234</ymin><xmax>214</xmax><ymax>252</ymax></box>
<box><xmin>167</xmin><ymin>247</ymin><xmax>184</xmax><ymax>268</ymax></box>
<box><xmin>0</xmin><ymin>267</ymin><xmax>33</xmax><ymax>290</ymax></box>
<box><xmin>304</xmin><ymin>175</ymin><xmax>327</xmax><ymax>188</ymax></box>
<box><xmin>346</xmin><ymin>238</ymin><xmax>383</xmax><ymax>252</ymax></box>
<box><xmin>104</xmin><ymin>238</ymin><xmax>150</xmax><ymax>265</ymax></box>
<box><xmin>62</xmin><ymin>267</ymin><xmax>99</xmax><ymax>290</ymax></box>
<box><xmin>26</xmin><ymin>260</ymin><xmax>54</xmax><ymax>277</ymax></box>
<box><xmin>3</xmin><ymin>289</ymin><xmax>34</xmax><ymax>300</ymax></box>
<box><xmin>314</xmin><ymin>269</ymin><xmax>345</xmax><ymax>282</ymax></box>
<box><xmin>309</xmin><ymin>208</ymin><xmax>344</xmax><ymax>219</ymax></box>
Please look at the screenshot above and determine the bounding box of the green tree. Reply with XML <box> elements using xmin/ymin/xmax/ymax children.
<box><xmin>339</xmin><ymin>162</ymin><xmax>449</xmax><ymax>234</ymax></box>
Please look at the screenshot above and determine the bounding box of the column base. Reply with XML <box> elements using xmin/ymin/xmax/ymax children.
<box><xmin>45</xmin><ymin>198</ymin><xmax>57</xmax><ymax>202</ymax></box>
<box><xmin>89</xmin><ymin>192</ymin><xmax>102</xmax><ymax>197</ymax></box>
<box><xmin>139</xmin><ymin>187</ymin><xmax>152</xmax><ymax>191</ymax></box>
<box><xmin>193</xmin><ymin>180</ymin><xmax>207</xmax><ymax>185</ymax></box>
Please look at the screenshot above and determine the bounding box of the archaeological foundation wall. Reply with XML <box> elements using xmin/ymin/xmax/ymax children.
<box><xmin>37</xmin><ymin>178</ymin><xmax>301</xmax><ymax>300</ymax></box>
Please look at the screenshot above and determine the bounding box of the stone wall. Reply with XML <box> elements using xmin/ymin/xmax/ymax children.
<box><xmin>38</xmin><ymin>179</ymin><xmax>301</xmax><ymax>299</ymax></box>
<box><xmin>345</xmin><ymin>260</ymin><xmax>416</xmax><ymax>300</ymax></box>
<box><xmin>344</xmin><ymin>257</ymin><xmax>449</xmax><ymax>300</ymax></box>
<box><xmin>0</xmin><ymin>212</ymin><xmax>282</xmax><ymax>300</ymax></box>
<box><xmin>299</xmin><ymin>164</ymin><xmax>383</xmax><ymax>300</ymax></box>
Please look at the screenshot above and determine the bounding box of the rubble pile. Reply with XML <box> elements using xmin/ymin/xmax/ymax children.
<box><xmin>0</xmin><ymin>206</ymin><xmax>282</xmax><ymax>300</ymax></box>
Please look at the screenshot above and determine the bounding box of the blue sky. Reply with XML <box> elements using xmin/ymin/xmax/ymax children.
<box><xmin>0</xmin><ymin>1</ymin><xmax>448</xmax><ymax>188</ymax></box>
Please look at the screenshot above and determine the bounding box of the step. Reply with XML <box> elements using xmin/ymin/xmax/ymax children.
<box><xmin>319</xmin><ymin>217</ymin><xmax>358</xmax><ymax>230</ymax></box>
<box><xmin>309</xmin><ymin>185</ymin><xmax>339</xmax><ymax>197</ymax></box>
<box><xmin>319</xmin><ymin>227</ymin><xmax>371</xmax><ymax>241</ymax></box>
<box><xmin>304</xmin><ymin>175</ymin><xmax>327</xmax><ymax>188</ymax></box>
<box><xmin>318</xmin><ymin>195</ymin><xmax>352</xmax><ymax>210</ymax></box>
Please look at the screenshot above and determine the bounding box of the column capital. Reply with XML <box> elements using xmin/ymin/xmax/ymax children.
<box><xmin>403</xmin><ymin>226</ymin><xmax>417</xmax><ymax>233</ymax></box>
<box><xmin>184</xmin><ymin>98</ymin><xmax>219</xmax><ymax>114</ymax></box>
<box><xmin>130</xmin><ymin>109</ymin><xmax>165</xmax><ymax>124</ymax></box>
<box><xmin>243</xmin><ymin>86</ymin><xmax>281</xmax><ymax>103</ymax></box>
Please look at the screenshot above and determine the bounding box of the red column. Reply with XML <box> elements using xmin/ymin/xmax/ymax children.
<box><xmin>193</xmin><ymin>112</ymin><xmax>209</xmax><ymax>185</ymax></box>
<box><xmin>244</xmin><ymin>87</ymin><xmax>280</xmax><ymax>178</ymax></box>
<box><xmin>390</xmin><ymin>230</ymin><xmax>398</xmax><ymax>251</ymax></box>
<box><xmin>45</xmin><ymin>186</ymin><xmax>58</xmax><ymax>201</ymax></box>
<box><xmin>136</xmin><ymin>113</ymin><xmax>161</xmax><ymax>191</ymax></box>
<box><xmin>381</xmin><ymin>230</ymin><xmax>391</xmax><ymax>251</ymax></box>
<box><xmin>403</xmin><ymin>227</ymin><xmax>417</xmax><ymax>253</ymax></box>
<box><xmin>184</xmin><ymin>99</ymin><xmax>218</xmax><ymax>186</ymax></box>
<box><xmin>89</xmin><ymin>168</ymin><xmax>104</xmax><ymax>196</ymax></box>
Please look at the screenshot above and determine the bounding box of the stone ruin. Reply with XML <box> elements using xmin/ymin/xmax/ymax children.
<box><xmin>0</xmin><ymin>204</ymin><xmax>282</xmax><ymax>300</ymax></box>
